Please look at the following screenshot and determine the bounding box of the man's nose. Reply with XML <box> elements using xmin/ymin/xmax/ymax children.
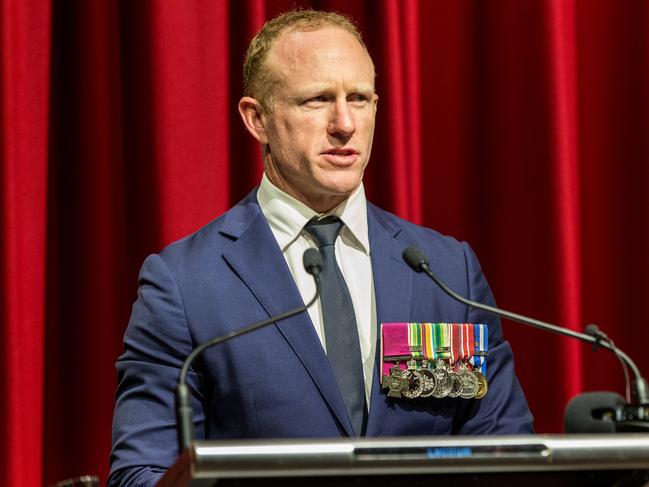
<box><xmin>328</xmin><ymin>100</ymin><xmax>355</xmax><ymax>137</ymax></box>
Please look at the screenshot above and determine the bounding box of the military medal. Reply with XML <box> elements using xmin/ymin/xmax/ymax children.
<box><xmin>451</xmin><ymin>324</ymin><xmax>479</xmax><ymax>399</ymax></box>
<box><xmin>401</xmin><ymin>360</ymin><xmax>424</xmax><ymax>399</ymax></box>
<box><xmin>416</xmin><ymin>326</ymin><xmax>437</xmax><ymax>397</ymax></box>
<box><xmin>458</xmin><ymin>363</ymin><xmax>479</xmax><ymax>399</ymax></box>
<box><xmin>447</xmin><ymin>373</ymin><xmax>463</xmax><ymax>397</ymax></box>
<box><xmin>431</xmin><ymin>359</ymin><xmax>452</xmax><ymax>398</ymax></box>
<box><xmin>417</xmin><ymin>325</ymin><xmax>435</xmax><ymax>397</ymax></box>
<box><xmin>399</xmin><ymin>325</ymin><xmax>425</xmax><ymax>399</ymax></box>
<box><xmin>472</xmin><ymin>324</ymin><xmax>489</xmax><ymax>399</ymax></box>
<box><xmin>473</xmin><ymin>370</ymin><xmax>489</xmax><ymax>399</ymax></box>
<box><xmin>381</xmin><ymin>323</ymin><xmax>410</xmax><ymax>390</ymax></box>
<box><xmin>445</xmin><ymin>324</ymin><xmax>463</xmax><ymax>398</ymax></box>
<box><xmin>383</xmin><ymin>364</ymin><xmax>408</xmax><ymax>398</ymax></box>
<box><xmin>418</xmin><ymin>359</ymin><xmax>437</xmax><ymax>398</ymax></box>
<box><xmin>431</xmin><ymin>324</ymin><xmax>452</xmax><ymax>398</ymax></box>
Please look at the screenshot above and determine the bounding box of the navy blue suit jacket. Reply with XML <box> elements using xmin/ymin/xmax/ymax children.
<box><xmin>109</xmin><ymin>191</ymin><xmax>533</xmax><ymax>486</ymax></box>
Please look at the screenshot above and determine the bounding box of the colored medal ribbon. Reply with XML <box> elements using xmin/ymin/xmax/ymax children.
<box><xmin>407</xmin><ymin>322</ymin><xmax>423</xmax><ymax>360</ymax></box>
<box><xmin>450</xmin><ymin>323</ymin><xmax>474</xmax><ymax>364</ymax></box>
<box><xmin>450</xmin><ymin>322</ymin><xmax>460</xmax><ymax>364</ymax></box>
<box><xmin>433</xmin><ymin>323</ymin><xmax>451</xmax><ymax>360</ymax></box>
<box><xmin>423</xmin><ymin>323</ymin><xmax>434</xmax><ymax>361</ymax></box>
<box><xmin>463</xmin><ymin>323</ymin><xmax>475</xmax><ymax>363</ymax></box>
<box><xmin>473</xmin><ymin>324</ymin><xmax>488</xmax><ymax>375</ymax></box>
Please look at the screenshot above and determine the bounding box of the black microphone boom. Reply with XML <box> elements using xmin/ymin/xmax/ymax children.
<box><xmin>176</xmin><ymin>248</ymin><xmax>323</xmax><ymax>452</ymax></box>
<box><xmin>402</xmin><ymin>246</ymin><xmax>649</xmax><ymax>408</ymax></box>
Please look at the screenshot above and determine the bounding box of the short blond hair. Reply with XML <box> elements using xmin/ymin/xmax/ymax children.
<box><xmin>243</xmin><ymin>9</ymin><xmax>372</xmax><ymax>111</ymax></box>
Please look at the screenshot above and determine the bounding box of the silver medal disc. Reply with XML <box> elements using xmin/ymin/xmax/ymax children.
<box><xmin>447</xmin><ymin>372</ymin><xmax>463</xmax><ymax>398</ymax></box>
<box><xmin>402</xmin><ymin>369</ymin><xmax>424</xmax><ymax>399</ymax></box>
<box><xmin>458</xmin><ymin>369</ymin><xmax>479</xmax><ymax>399</ymax></box>
<box><xmin>418</xmin><ymin>367</ymin><xmax>438</xmax><ymax>398</ymax></box>
<box><xmin>431</xmin><ymin>367</ymin><xmax>452</xmax><ymax>398</ymax></box>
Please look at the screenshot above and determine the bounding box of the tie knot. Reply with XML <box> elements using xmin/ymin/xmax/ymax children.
<box><xmin>304</xmin><ymin>216</ymin><xmax>344</xmax><ymax>247</ymax></box>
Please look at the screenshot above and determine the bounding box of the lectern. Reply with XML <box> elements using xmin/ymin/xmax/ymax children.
<box><xmin>156</xmin><ymin>434</ymin><xmax>649</xmax><ymax>486</ymax></box>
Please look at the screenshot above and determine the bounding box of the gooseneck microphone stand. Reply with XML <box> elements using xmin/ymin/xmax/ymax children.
<box><xmin>176</xmin><ymin>248</ymin><xmax>323</xmax><ymax>452</ymax></box>
<box><xmin>403</xmin><ymin>245</ymin><xmax>649</xmax><ymax>431</ymax></box>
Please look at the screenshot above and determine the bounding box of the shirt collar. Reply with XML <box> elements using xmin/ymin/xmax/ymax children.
<box><xmin>257</xmin><ymin>173</ymin><xmax>370</xmax><ymax>254</ymax></box>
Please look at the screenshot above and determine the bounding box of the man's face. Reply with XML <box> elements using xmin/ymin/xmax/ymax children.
<box><xmin>258</xmin><ymin>27</ymin><xmax>378</xmax><ymax>212</ymax></box>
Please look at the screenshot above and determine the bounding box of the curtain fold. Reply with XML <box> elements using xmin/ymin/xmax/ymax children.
<box><xmin>545</xmin><ymin>0</ymin><xmax>583</xmax><ymax>398</ymax></box>
<box><xmin>2</xmin><ymin>1</ymin><xmax>649</xmax><ymax>485</ymax></box>
<box><xmin>0</xmin><ymin>1</ymin><xmax>50</xmax><ymax>486</ymax></box>
<box><xmin>378</xmin><ymin>0</ymin><xmax>423</xmax><ymax>223</ymax></box>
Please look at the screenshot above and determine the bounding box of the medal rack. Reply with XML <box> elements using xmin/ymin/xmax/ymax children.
<box><xmin>381</xmin><ymin>323</ymin><xmax>489</xmax><ymax>400</ymax></box>
<box><xmin>157</xmin><ymin>434</ymin><xmax>649</xmax><ymax>487</ymax></box>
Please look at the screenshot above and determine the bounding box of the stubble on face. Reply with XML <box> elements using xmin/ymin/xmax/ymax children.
<box><xmin>260</xmin><ymin>27</ymin><xmax>378</xmax><ymax>213</ymax></box>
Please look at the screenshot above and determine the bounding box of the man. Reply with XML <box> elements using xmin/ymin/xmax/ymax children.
<box><xmin>109</xmin><ymin>10</ymin><xmax>533</xmax><ymax>487</ymax></box>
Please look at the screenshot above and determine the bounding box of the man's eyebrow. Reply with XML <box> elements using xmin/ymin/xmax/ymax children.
<box><xmin>290</xmin><ymin>84</ymin><xmax>376</xmax><ymax>97</ymax></box>
<box><xmin>350</xmin><ymin>86</ymin><xmax>376</xmax><ymax>94</ymax></box>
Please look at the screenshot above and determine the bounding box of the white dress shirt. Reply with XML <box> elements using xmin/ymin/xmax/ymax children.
<box><xmin>257</xmin><ymin>173</ymin><xmax>377</xmax><ymax>404</ymax></box>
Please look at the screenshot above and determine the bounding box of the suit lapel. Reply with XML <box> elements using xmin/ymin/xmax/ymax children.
<box><xmin>365</xmin><ymin>205</ymin><xmax>413</xmax><ymax>436</ymax></box>
<box><xmin>220</xmin><ymin>195</ymin><xmax>355</xmax><ymax>436</ymax></box>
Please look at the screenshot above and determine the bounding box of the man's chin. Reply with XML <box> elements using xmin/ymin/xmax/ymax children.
<box><xmin>320</xmin><ymin>182</ymin><xmax>361</xmax><ymax>199</ymax></box>
<box><xmin>317</xmin><ymin>171</ymin><xmax>364</xmax><ymax>194</ymax></box>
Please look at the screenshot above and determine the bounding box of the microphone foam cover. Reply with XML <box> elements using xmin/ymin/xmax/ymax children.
<box><xmin>403</xmin><ymin>246</ymin><xmax>429</xmax><ymax>272</ymax></box>
<box><xmin>564</xmin><ymin>391</ymin><xmax>625</xmax><ymax>433</ymax></box>
<box><xmin>584</xmin><ymin>324</ymin><xmax>601</xmax><ymax>337</ymax></box>
<box><xmin>303</xmin><ymin>248</ymin><xmax>323</xmax><ymax>276</ymax></box>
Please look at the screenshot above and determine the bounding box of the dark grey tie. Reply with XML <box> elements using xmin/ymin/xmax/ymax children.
<box><xmin>304</xmin><ymin>216</ymin><xmax>366</xmax><ymax>435</ymax></box>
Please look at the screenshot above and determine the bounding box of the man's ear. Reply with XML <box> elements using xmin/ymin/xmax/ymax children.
<box><xmin>238</xmin><ymin>97</ymin><xmax>269</xmax><ymax>145</ymax></box>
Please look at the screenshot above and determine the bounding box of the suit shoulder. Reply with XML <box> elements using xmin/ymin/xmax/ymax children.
<box><xmin>368</xmin><ymin>203</ymin><xmax>467</xmax><ymax>256</ymax></box>
<box><xmin>161</xmin><ymin>213</ymin><xmax>228</xmax><ymax>253</ymax></box>
<box><xmin>157</xmin><ymin>189</ymin><xmax>262</xmax><ymax>268</ymax></box>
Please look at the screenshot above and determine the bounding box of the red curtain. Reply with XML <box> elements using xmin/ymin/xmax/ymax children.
<box><xmin>2</xmin><ymin>0</ymin><xmax>649</xmax><ymax>485</ymax></box>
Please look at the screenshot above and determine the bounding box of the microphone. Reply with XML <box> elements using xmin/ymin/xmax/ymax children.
<box><xmin>402</xmin><ymin>246</ymin><xmax>649</xmax><ymax>427</ymax></box>
<box><xmin>584</xmin><ymin>324</ymin><xmax>632</xmax><ymax>403</ymax></box>
<box><xmin>564</xmin><ymin>391</ymin><xmax>625</xmax><ymax>433</ymax></box>
<box><xmin>176</xmin><ymin>248</ymin><xmax>323</xmax><ymax>452</ymax></box>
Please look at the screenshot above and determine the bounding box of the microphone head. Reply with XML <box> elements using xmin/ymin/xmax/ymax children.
<box><xmin>585</xmin><ymin>323</ymin><xmax>610</xmax><ymax>343</ymax></box>
<box><xmin>564</xmin><ymin>391</ymin><xmax>625</xmax><ymax>433</ymax></box>
<box><xmin>585</xmin><ymin>324</ymin><xmax>601</xmax><ymax>337</ymax></box>
<box><xmin>303</xmin><ymin>248</ymin><xmax>323</xmax><ymax>277</ymax></box>
<box><xmin>403</xmin><ymin>246</ymin><xmax>429</xmax><ymax>272</ymax></box>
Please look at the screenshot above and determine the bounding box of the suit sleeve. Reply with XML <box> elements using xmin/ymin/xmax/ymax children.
<box><xmin>452</xmin><ymin>242</ymin><xmax>535</xmax><ymax>434</ymax></box>
<box><xmin>109</xmin><ymin>254</ymin><xmax>205</xmax><ymax>487</ymax></box>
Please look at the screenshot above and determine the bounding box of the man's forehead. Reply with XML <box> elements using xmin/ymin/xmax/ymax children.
<box><xmin>268</xmin><ymin>26</ymin><xmax>374</xmax><ymax>72</ymax></box>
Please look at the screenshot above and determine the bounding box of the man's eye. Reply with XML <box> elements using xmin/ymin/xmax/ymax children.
<box><xmin>349</xmin><ymin>94</ymin><xmax>370</xmax><ymax>105</ymax></box>
<box><xmin>304</xmin><ymin>95</ymin><xmax>328</xmax><ymax>106</ymax></box>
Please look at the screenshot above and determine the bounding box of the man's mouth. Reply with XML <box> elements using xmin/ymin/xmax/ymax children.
<box><xmin>321</xmin><ymin>148</ymin><xmax>359</xmax><ymax>165</ymax></box>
